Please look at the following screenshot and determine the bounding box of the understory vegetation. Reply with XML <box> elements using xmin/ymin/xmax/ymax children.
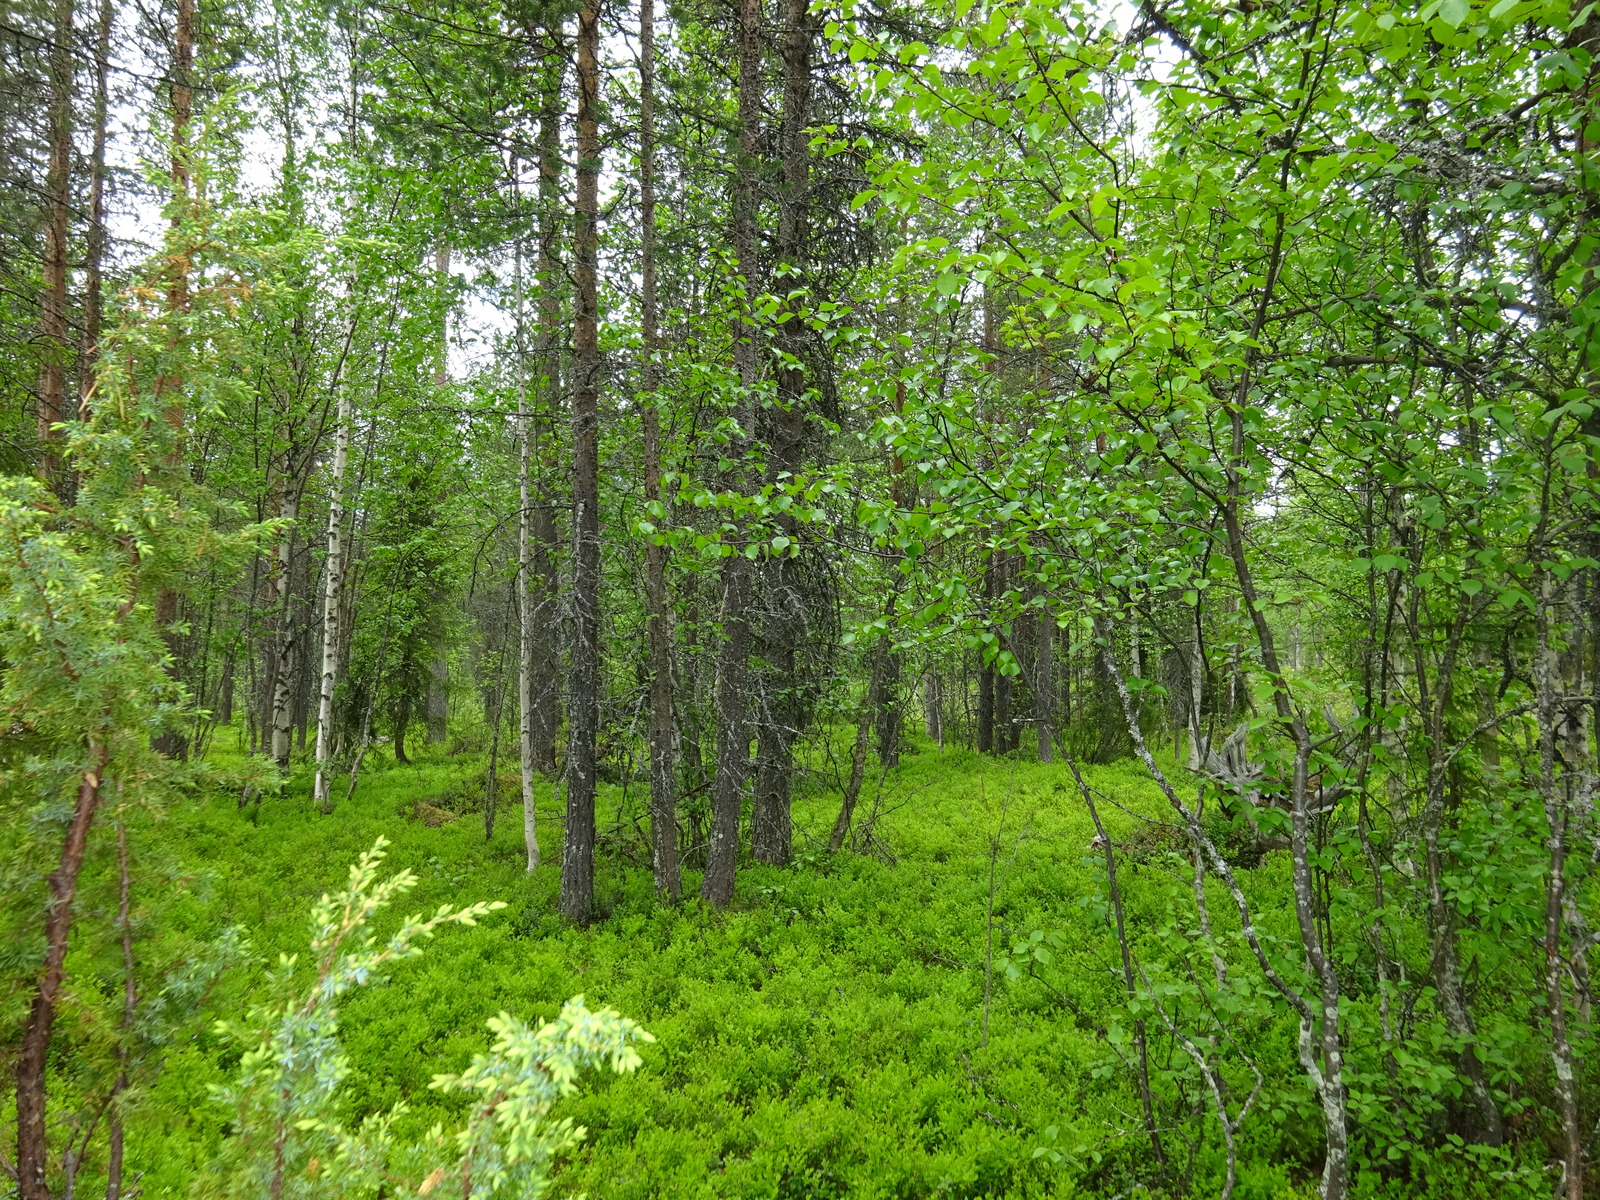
<box><xmin>8</xmin><ymin>0</ymin><xmax>1600</xmax><ymax>1195</ymax></box>
<box><xmin>107</xmin><ymin>739</ymin><xmax>1522</xmax><ymax>1200</ymax></box>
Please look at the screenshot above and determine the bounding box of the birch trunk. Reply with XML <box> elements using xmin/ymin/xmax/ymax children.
<box><xmin>312</xmin><ymin>382</ymin><xmax>351</xmax><ymax>812</ymax></box>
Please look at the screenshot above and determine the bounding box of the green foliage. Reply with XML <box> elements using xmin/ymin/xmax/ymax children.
<box><xmin>199</xmin><ymin>836</ymin><xmax>649</xmax><ymax>1199</ymax></box>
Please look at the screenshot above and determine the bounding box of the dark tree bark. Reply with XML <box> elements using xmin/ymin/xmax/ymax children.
<box><xmin>875</xmin><ymin>649</ymin><xmax>901</xmax><ymax>768</ymax></box>
<box><xmin>1036</xmin><ymin>591</ymin><xmax>1054</xmax><ymax>763</ymax></box>
<box><xmin>393</xmin><ymin>686</ymin><xmax>411</xmax><ymax>765</ymax></box>
<box><xmin>639</xmin><ymin>0</ymin><xmax>681</xmax><ymax>897</ymax></box>
<box><xmin>702</xmin><ymin>0</ymin><xmax>763</xmax><ymax>906</ymax></box>
<box><xmin>560</xmin><ymin>0</ymin><xmax>602</xmax><ymax>923</ymax></box>
<box><xmin>752</xmin><ymin>0</ymin><xmax>816</xmax><ymax>866</ymax></box>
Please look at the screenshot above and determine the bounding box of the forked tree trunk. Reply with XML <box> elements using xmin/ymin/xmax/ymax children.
<box><xmin>560</xmin><ymin>0</ymin><xmax>602</xmax><ymax>923</ymax></box>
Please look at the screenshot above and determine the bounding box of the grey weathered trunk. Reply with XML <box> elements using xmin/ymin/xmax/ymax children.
<box><xmin>923</xmin><ymin>669</ymin><xmax>943</xmax><ymax>748</ymax></box>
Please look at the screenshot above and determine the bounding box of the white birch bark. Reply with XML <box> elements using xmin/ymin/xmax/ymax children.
<box><xmin>312</xmin><ymin>382</ymin><xmax>351</xmax><ymax>812</ymax></box>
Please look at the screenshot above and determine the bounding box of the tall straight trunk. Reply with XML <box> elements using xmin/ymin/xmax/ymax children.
<box><xmin>14</xmin><ymin>739</ymin><xmax>107</xmax><ymax>1200</ymax></box>
<box><xmin>426</xmin><ymin>238</ymin><xmax>451</xmax><ymax>749</ymax></box>
<box><xmin>560</xmin><ymin>0</ymin><xmax>602</xmax><ymax>923</ymax></box>
<box><xmin>312</xmin><ymin>379</ymin><xmax>352</xmax><ymax>812</ymax></box>
<box><xmin>638</xmin><ymin>0</ymin><xmax>680</xmax><ymax>896</ymax></box>
<box><xmin>702</xmin><ymin>0</ymin><xmax>764</xmax><ymax>907</ymax></box>
<box><xmin>36</xmin><ymin>0</ymin><xmax>74</xmax><ymax>491</ymax></box>
<box><xmin>515</xmin><ymin>234</ymin><xmax>541</xmax><ymax>871</ymax></box>
<box><xmin>151</xmin><ymin>0</ymin><xmax>196</xmax><ymax>761</ymax></box>
<box><xmin>529</xmin><ymin>50</ymin><xmax>565</xmax><ymax>775</ymax></box>
<box><xmin>751</xmin><ymin>0</ymin><xmax>816</xmax><ymax>866</ymax></box>
<box><xmin>77</xmin><ymin>0</ymin><xmax>113</xmax><ymax>410</ymax></box>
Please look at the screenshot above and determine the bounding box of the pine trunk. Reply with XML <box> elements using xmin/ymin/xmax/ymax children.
<box><xmin>560</xmin><ymin>0</ymin><xmax>602</xmax><ymax>923</ymax></box>
<box><xmin>639</xmin><ymin>0</ymin><xmax>680</xmax><ymax>896</ymax></box>
<box><xmin>36</xmin><ymin>0</ymin><xmax>73</xmax><ymax>492</ymax></box>
<box><xmin>703</xmin><ymin>0</ymin><xmax>764</xmax><ymax>906</ymax></box>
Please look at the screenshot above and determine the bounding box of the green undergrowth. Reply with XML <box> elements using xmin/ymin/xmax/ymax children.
<box><xmin>128</xmin><ymin>738</ymin><xmax>1341</xmax><ymax>1198</ymax></box>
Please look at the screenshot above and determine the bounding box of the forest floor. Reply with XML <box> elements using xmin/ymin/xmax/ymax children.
<box><xmin>131</xmin><ymin>735</ymin><xmax>1328</xmax><ymax>1199</ymax></box>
